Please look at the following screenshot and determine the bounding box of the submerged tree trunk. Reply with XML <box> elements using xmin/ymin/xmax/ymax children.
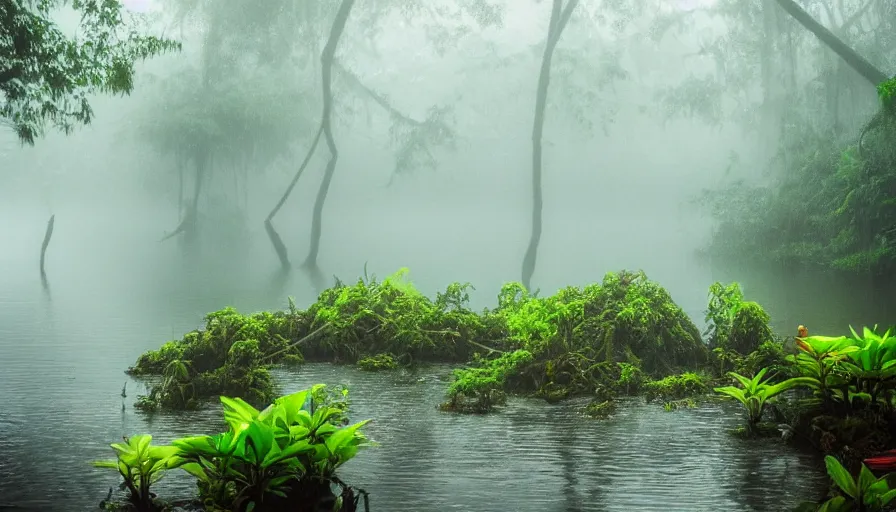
<box><xmin>265</xmin><ymin>125</ymin><xmax>323</xmax><ymax>268</ymax></box>
<box><xmin>521</xmin><ymin>0</ymin><xmax>579</xmax><ymax>292</ymax></box>
<box><xmin>303</xmin><ymin>0</ymin><xmax>356</xmax><ymax>289</ymax></box>
<box><xmin>265</xmin><ymin>0</ymin><xmax>354</xmax><ymax>277</ymax></box>
<box><xmin>39</xmin><ymin>214</ymin><xmax>55</xmax><ymax>277</ymax></box>
<box><xmin>161</xmin><ymin>151</ymin><xmax>206</xmax><ymax>243</ymax></box>
<box><xmin>774</xmin><ymin>0</ymin><xmax>888</xmax><ymax>85</ymax></box>
<box><xmin>177</xmin><ymin>157</ymin><xmax>185</xmax><ymax>222</ymax></box>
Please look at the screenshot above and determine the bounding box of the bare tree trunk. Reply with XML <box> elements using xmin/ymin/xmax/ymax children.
<box><xmin>264</xmin><ymin>0</ymin><xmax>354</xmax><ymax>275</ymax></box>
<box><xmin>303</xmin><ymin>0</ymin><xmax>356</xmax><ymax>290</ymax></box>
<box><xmin>521</xmin><ymin>0</ymin><xmax>579</xmax><ymax>291</ymax></box>
<box><xmin>759</xmin><ymin>0</ymin><xmax>781</xmax><ymax>162</ymax></box>
<box><xmin>161</xmin><ymin>151</ymin><xmax>206</xmax><ymax>243</ymax></box>
<box><xmin>265</xmin><ymin>125</ymin><xmax>323</xmax><ymax>267</ymax></box>
<box><xmin>774</xmin><ymin>0</ymin><xmax>888</xmax><ymax>85</ymax></box>
<box><xmin>177</xmin><ymin>158</ymin><xmax>185</xmax><ymax>222</ymax></box>
<box><xmin>39</xmin><ymin>214</ymin><xmax>55</xmax><ymax>277</ymax></box>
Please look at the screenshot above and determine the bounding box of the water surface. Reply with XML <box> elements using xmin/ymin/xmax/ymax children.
<box><xmin>0</xmin><ymin>207</ymin><xmax>839</xmax><ymax>512</ymax></box>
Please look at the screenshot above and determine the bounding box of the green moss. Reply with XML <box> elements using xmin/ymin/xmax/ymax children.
<box><xmin>663</xmin><ymin>398</ymin><xmax>697</xmax><ymax>411</ymax></box>
<box><xmin>583</xmin><ymin>398</ymin><xmax>617</xmax><ymax>419</ymax></box>
<box><xmin>441</xmin><ymin>350</ymin><xmax>534</xmax><ymax>413</ymax></box>
<box><xmin>643</xmin><ymin>372</ymin><xmax>709</xmax><ymax>402</ymax></box>
<box><xmin>879</xmin><ymin>76</ymin><xmax>896</xmax><ymax>110</ymax></box>
<box><xmin>728</xmin><ymin>302</ymin><xmax>773</xmax><ymax>355</ymax></box>
<box><xmin>357</xmin><ymin>353</ymin><xmax>398</xmax><ymax>371</ymax></box>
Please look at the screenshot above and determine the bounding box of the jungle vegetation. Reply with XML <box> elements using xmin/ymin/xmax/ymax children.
<box><xmin>653</xmin><ymin>0</ymin><xmax>896</xmax><ymax>280</ymax></box>
<box><xmin>123</xmin><ymin>268</ymin><xmax>896</xmax><ymax>510</ymax></box>
<box><xmin>0</xmin><ymin>0</ymin><xmax>180</xmax><ymax>145</ymax></box>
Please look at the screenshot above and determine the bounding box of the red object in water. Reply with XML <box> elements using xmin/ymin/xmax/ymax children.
<box><xmin>864</xmin><ymin>449</ymin><xmax>896</xmax><ymax>471</ymax></box>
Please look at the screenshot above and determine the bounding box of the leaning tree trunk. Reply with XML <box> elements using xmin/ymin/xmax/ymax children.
<box><xmin>265</xmin><ymin>0</ymin><xmax>355</xmax><ymax>278</ymax></box>
<box><xmin>774</xmin><ymin>0</ymin><xmax>887</xmax><ymax>85</ymax></box>
<box><xmin>39</xmin><ymin>214</ymin><xmax>55</xmax><ymax>278</ymax></box>
<box><xmin>521</xmin><ymin>0</ymin><xmax>579</xmax><ymax>292</ymax></box>
<box><xmin>303</xmin><ymin>0</ymin><xmax>355</xmax><ymax>289</ymax></box>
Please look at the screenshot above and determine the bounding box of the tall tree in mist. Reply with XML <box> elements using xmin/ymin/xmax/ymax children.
<box><xmin>266</xmin><ymin>0</ymin><xmax>356</xmax><ymax>288</ymax></box>
<box><xmin>137</xmin><ymin>0</ymin><xmax>326</xmax><ymax>244</ymax></box>
<box><xmin>521</xmin><ymin>0</ymin><xmax>579</xmax><ymax>292</ymax></box>
<box><xmin>0</xmin><ymin>0</ymin><xmax>179</xmax><ymax>145</ymax></box>
<box><xmin>133</xmin><ymin>0</ymin><xmax>470</xmax><ymax>270</ymax></box>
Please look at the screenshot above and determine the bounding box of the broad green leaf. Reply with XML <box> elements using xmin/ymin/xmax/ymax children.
<box><xmin>714</xmin><ymin>386</ymin><xmax>746</xmax><ymax>403</ymax></box>
<box><xmin>221</xmin><ymin>396</ymin><xmax>260</xmax><ymax>431</ymax></box>
<box><xmin>817</xmin><ymin>496</ymin><xmax>848</xmax><ymax>512</ymax></box>
<box><xmin>825</xmin><ymin>456</ymin><xmax>857</xmax><ymax>499</ymax></box>
<box><xmin>857</xmin><ymin>464</ymin><xmax>876</xmax><ymax>495</ymax></box>
<box><xmin>881</xmin><ymin>489</ymin><xmax>896</xmax><ymax>506</ymax></box>
<box><xmin>325</xmin><ymin>420</ymin><xmax>370</xmax><ymax>454</ymax></box>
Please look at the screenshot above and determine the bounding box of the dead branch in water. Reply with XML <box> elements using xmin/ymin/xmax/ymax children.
<box><xmin>263</xmin><ymin>322</ymin><xmax>332</xmax><ymax>362</ymax></box>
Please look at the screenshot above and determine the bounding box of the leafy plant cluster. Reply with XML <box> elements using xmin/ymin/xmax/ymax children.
<box><xmin>715</xmin><ymin>326</ymin><xmax>896</xmax><ymax>462</ymax></box>
<box><xmin>703</xmin><ymin>281</ymin><xmax>792</xmax><ymax>378</ymax></box>
<box><xmin>129</xmin><ymin>303</ymin><xmax>308</xmax><ymax>410</ymax></box>
<box><xmin>794</xmin><ymin>455</ymin><xmax>896</xmax><ymax>512</ymax></box>
<box><xmin>439</xmin><ymin>270</ymin><xmax>708</xmax><ymax>412</ymax></box>
<box><xmin>94</xmin><ymin>385</ymin><xmax>372</xmax><ymax>512</ymax></box>
<box><xmin>130</xmin><ymin>269</ymin><xmax>710</xmax><ymax>414</ymax></box>
<box><xmin>880</xmin><ymin>77</ymin><xmax>896</xmax><ymax>111</ymax></box>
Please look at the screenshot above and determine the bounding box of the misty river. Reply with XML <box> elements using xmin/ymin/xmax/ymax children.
<box><xmin>5</xmin><ymin>204</ymin><xmax>893</xmax><ymax>512</ymax></box>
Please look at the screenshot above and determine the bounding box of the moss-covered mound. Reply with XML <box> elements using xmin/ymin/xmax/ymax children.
<box><xmin>130</xmin><ymin>269</ymin><xmax>708</xmax><ymax>412</ymax></box>
<box><xmin>441</xmin><ymin>270</ymin><xmax>708</xmax><ymax>412</ymax></box>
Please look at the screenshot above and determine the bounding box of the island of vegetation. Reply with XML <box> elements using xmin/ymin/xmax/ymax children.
<box><xmin>100</xmin><ymin>267</ymin><xmax>896</xmax><ymax>511</ymax></box>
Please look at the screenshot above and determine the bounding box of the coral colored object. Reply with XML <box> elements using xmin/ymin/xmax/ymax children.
<box><xmin>864</xmin><ymin>450</ymin><xmax>896</xmax><ymax>471</ymax></box>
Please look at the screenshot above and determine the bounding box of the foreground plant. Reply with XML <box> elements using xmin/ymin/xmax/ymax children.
<box><xmin>840</xmin><ymin>326</ymin><xmax>896</xmax><ymax>408</ymax></box>
<box><xmin>92</xmin><ymin>435</ymin><xmax>178</xmax><ymax>512</ymax></box>
<box><xmin>714</xmin><ymin>368</ymin><xmax>814</xmax><ymax>431</ymax></box>
<box><xmin>94</xmin><ymin>386</ymin><xmax>373</xmax><ymax>512</ymax></box>
<box><xmin>168</xmin><ymin>386</ymin><xmax>372</xmax><ymax>511</ymax></box>
<box><xmin>795</xmin><ymin>455</ymin><xmax>896</xmax><ymax>511</ymax></box>
<box><xmin>790</xmin><ymin>326</ymin><xmax>896</xmax><ymax>411</ymax></box>
<box><xmin>788</xmin><ymin>334</ymin><xmax>859</xmax><ymax>402</ymax></box>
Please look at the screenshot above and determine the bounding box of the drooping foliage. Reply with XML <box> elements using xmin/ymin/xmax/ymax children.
<box><xmin>0</xmin><ymin>0</ymin><xmax>180</xmax><ymax>144</ymax></box>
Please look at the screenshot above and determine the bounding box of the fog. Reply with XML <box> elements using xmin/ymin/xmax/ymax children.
<box><xmin>0</xmin><ymin>0</ymin><xmax>887</xmax><ymax>328</ymax></box>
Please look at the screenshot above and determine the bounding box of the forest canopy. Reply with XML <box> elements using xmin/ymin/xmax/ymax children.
<box><xmin>0</xmin><ymin>0</ymin><xmax>179</xmax><ymax>145</ymax></box>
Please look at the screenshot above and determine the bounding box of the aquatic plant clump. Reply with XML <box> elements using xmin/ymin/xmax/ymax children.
<box><xmin>130</xmin><ymin>268</ymin><xmax>708</xmax><ymax>413</ymax></box>
<box><xmin>128</xmin><ymin>305</ymin><xmax>305</xmax><ymax>410</ymax></box>
<box><xmin>442</xmin><ymin>270</ymin><xmax>708</xmax><ymax>412</ymax></box>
